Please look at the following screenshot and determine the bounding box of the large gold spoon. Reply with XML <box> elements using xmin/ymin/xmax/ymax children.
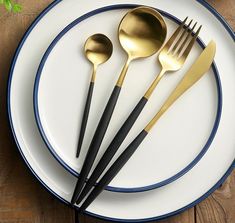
<box><xmin>71</xmin><ymin>6</ymin><xmax>167</xmax><ymax>204</ymax></box>
<box><xmin>76</xmin><ymin>34</ymin><xmax>113</xmax><ymax>158</ymax></box>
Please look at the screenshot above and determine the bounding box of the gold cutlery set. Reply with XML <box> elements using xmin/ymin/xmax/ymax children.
<box><xmin>72</xmin><ymin>6</ymin><xmax>216</xmax><ymax>211</ymax></box>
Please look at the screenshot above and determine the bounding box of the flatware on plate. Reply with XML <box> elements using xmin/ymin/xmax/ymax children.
<box><xmin>13</xmin><ymin>0</ymin><xmax>235</xmax><ymax>220</ymax></box>
<box><xmin>76</xmin><ymin>34</ymin><xmax>113</xmax><ymax>158</ymax></box>
<box><xmin>76</xmin><ymin>17</ymin><xmax>201</xmax><ymax>204</ymax></box>
<box><xmin>79</xmin><ymin>40</ymin><xmax>216</xmax><ymax>212</ymax></box>
<box><xmin>71</xmin><ymin>6</ymin><xmax>167</xmax><ymax>204</ymax></box>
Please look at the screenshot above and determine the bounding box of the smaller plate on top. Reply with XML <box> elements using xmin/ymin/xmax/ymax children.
<box><xmin>34</xmin><ymin>6</ymin><xmax>221</xmax><ymax>193</ymax></box>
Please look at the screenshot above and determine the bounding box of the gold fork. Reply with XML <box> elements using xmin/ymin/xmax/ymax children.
<box><xmin>145</xmin><ymin>17</ymin><xmax>201</xmax><ymax>99</ymax></box>
<box><xmin>75</xmin><ymin>17</ymin><xmax>202</xmax><ymax>205</ymax></box>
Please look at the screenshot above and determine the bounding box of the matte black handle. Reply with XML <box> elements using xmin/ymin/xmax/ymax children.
<box><xmin>79</xmin><ymin>130</ymin><xmax>148</xmax><ymax>212</ymax></box>
<box><xmin>76</xmin><ymin>82</ymin><xmax>94</xmax><ymax>158</ymax></box>
<box><xmin>76</xmin><ymin>97</ymin><xmax>148</xmax><ymax>204</ymax></box>
<box><xmin>71</xmin><ymin>85</ymin><xmax>121</xmax><ymax>204</ymax></box>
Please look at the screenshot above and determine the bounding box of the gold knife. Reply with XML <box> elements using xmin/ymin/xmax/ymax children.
<box><xmin>145</xmin><ymin>40</ymin><xmax>216</xmax><ymax>132</ymax></box>
<box><xmin>79</xmin><ymin>40</ymin><xmax>216</xmax><ymax>212</ymax></box>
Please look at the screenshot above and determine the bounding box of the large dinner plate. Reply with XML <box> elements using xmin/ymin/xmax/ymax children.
<box><xmin>8</xmin><ymin>0</ymin><xmax>235</xmax><ymax>222</ymax></box>
<box><xmin>33</xmin><ymin>4</ymin><xmax>222</xmax><ymax>192</ymax></box>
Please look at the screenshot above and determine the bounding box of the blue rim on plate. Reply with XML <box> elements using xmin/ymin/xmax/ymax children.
<box><xmin>33</xmin><ymin>4</ymin><xmax>222</xmax><ymax>193</ymax></box>
<box><xmin>7</xmin><ymin>0</ymin><xmax>235</xmax><ymax>222</ymax></box>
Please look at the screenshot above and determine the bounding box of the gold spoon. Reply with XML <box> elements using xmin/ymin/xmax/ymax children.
<box><xmin>76</xmin><ymin>34</ymin><xmax>113</xmax><ymax>158</ymax></box>
<box><xmin>117</xmin><ymin>6</ymin><xmax>167</xmax><ymax>86</ymax></box>
<box><xmin>71</xmin><ymin>6</ymin><xmax>167</xmax><ymax>204</ymax></box>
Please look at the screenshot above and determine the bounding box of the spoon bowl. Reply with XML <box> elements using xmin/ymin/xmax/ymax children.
<box><xmin>84</xmin><ymin>33</ymin><xmax>113</xmax><ymax>66</ymax></box>
<box><xmin>119</xmin><ymin>7</ymin><xmax>167</xmax><ymax>60</ymax></box>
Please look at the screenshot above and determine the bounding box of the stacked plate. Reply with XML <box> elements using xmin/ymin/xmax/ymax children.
<box><xmin>8</xmin><ymin>0</ymin><xmax>235</xmax><ymax>222</ymax></box>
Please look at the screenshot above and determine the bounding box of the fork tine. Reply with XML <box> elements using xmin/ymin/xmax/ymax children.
<box><xmin>171</xmin><ymin>20</ymin><xmax>193</xmax><ymax>53</ymax></box>
<box><xmin>163</xmin><ymin>17</ymin><xmax>188</xmax><ymax>51</ymax></box>
<box><xmin>175</xmin><ymin>22</ymin><xmax>197</xmax><ymax>56</ymax></box>
<box><xmin>180</xmin><ymin>25</ymin><xmax>202</xmax><ymax>60</ymax></box>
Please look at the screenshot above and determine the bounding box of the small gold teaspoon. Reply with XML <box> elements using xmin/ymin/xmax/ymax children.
<box><xmin>76</xmin><ymin>34</ymin><xmax>113</xmax><ymax>158</ymax></box>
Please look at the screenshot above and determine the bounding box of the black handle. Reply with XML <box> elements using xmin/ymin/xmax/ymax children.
<box><xmin>71</xmin><ymin>85</ymin><xmax>121</xmax><ymax>204</ymax></box>
<box><xmin>79</xmin><ymin>130</ymin><xmax>148</xmax><ymax>212</ymax></box>
<box><xmin>76</xmin><ymin>97</ymin><xmax>148</xmax><ymax>204</ymax></box>
<box><xmin>76</xmin><ymin>82</ymin><xmax>94</xmax><ymax>158</ymax></box>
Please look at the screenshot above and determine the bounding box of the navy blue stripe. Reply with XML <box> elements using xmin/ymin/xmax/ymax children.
<box><xmin>197</xmin><ymin>0</ymin><xmax>235</xmax><ymax>40</ymax></box>
<box><xmin>7</xmin><ymin>0</ymin><xmax>235</xmax><ymax>222</ymax></box>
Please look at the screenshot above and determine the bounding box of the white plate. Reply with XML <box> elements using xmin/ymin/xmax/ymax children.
<box><xmin>8</xmin><ymin>0</ymin><xmax>235</xmax><ymax>221</ymax></box>
<box><xmin>33</xmin><ymin>5</ymin><xmax>222</xmax><ymax>192</ymax></box>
